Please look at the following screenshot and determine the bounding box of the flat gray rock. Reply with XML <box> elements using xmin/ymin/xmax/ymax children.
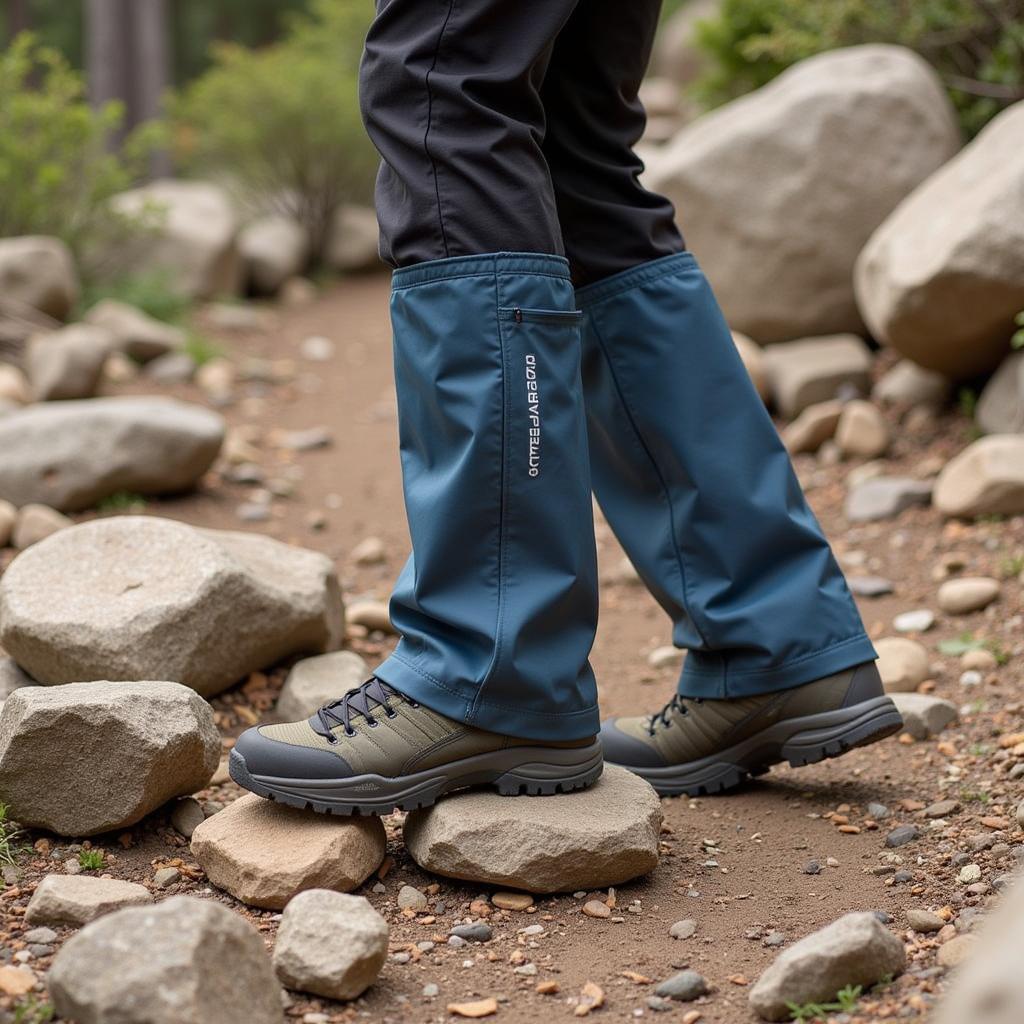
<box><xmin>403</xmin><ymin>764</ymin><xmax>661</xmax><ymax>893</ymax></box>
<box><xmin>272</xmin><ymin>889</ymin><xmax>388</xmax><ymax>1000</ymax></box>
<box><xmin>934</xmin><ymin>436</ymin><xmax>1024</xmax><ymax>518</ymax></box>
<box><xmin>749</xmin><ymin>912</ymin><xmax>905</xmax><ymax>1021</ymax></box>
<box><xmin>845</xmin><ymin>476</ymin><xmax>933</xmax><ymax>522</ymax></box>
<box><xmin>0</xmin><ymin>516</ymin><xmax>344</xmax><ymax>697</ymax></box>
<box><xmin>25</xmin><ymin>874</ymin><xmax>153</xmax><ymax>927</ymax></box>
<box><xmin>890</xmin><ymin>693</ymin><xmax>958</xmax><ymax>740</ymax></box>
<box><xmin>0</xmin><ymin>680</ymin><xmax>219</xmax><ymax>836</ymax></box>
<box><xmin>0</xmin><ymin>397</ymin><xmax>224</xmax><ymax>511</ymax></box>
<box><xmin>47</xmin><ymin>896</ymin><xmax>282</xmax><ymax>1024</ymax></box>
<box><xmin>84</xmin><ymin>299</ymin><xmax>186</xmax><ymax>363</ymax></box>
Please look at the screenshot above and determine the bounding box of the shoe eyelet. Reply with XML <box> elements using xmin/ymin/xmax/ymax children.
<box><xmin>345</xmin><ymin>728</ymin><xmax>356</xmax><ymax>738</ymax></box>
<box><xmin>326</xmin><ymin>734</ymin><xmax>338</xmax><ymax>745</ymax></box>
<box><xmin>366</xmin><ymin>718</ymin><xmax>378</xmax><ymax>728</ymax></box>
<box><xmin>385</xmin><ymin>710</ymin><xmax>398</xmax><ymax>720</ymax></box>
<box><xmin>407</xmin><ymin>700</ymin><xmax>420</xmax><ymax>709</ymax></box>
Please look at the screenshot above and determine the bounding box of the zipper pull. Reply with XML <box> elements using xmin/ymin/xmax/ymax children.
<box><xmin>514</xmin><ymin>307</ymin><xmax>523</xmax><ymax>323</ymax></box>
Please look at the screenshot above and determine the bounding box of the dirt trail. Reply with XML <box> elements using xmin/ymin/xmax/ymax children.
<box><xmin>11</xmin><ymin>274</ymin><xmax>1024</xmax><ymax>1023</ymax></box>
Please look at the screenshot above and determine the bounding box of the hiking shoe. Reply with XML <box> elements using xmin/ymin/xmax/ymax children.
<box><xmin>599</xmin><ymin>662</ymin><xmax>902</xmax><ymax>796</ymax></box>
<box><xmin>230</xmin><ymin>677</ymin><xmax>603</xmax><ymax>816</ymax></box>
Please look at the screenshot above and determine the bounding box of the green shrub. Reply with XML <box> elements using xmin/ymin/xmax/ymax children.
<box><xmin>173</xmin><ymin>0</ymin><xmax>378</xmax><ymax>265</ymax></box>
<box><xmin>692</xmin><ymin>0</ymin><xmax>1024</xmax><ymax>135</ymax></box>
<box><xmin>0</xmin><ymin>33</ymin><xmax>158</xmax><ymax>262</ymax></box>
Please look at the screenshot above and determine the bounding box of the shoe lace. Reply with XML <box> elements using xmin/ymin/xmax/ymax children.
<box><xmin>648</xmin><ymin>693</ymin><xmax>702</xmax><ymax>736</ymax></box>
<box><xmin>311</xmin><ymin>676</ymin><xmax>419</xmax><ymax>742</ymax></box>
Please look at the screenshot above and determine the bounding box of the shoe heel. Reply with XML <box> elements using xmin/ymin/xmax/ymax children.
<box><xmin>493</xmin><ymin>749</ymin><xmax>604</xmax><ymax>797</ymax></box>
<box><xmin>781</xmin><ymin>696</ymin><xmax>904</xmax><ymax>768</ymax></box>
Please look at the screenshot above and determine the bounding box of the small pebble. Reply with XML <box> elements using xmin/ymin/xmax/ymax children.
<box><xmin>893</xmin><ymin>609</ymin><xmax>935</xmax><ymax>633</ymax></box>
<box><xmin>583</xmin><ymin>900</ymin><xmax>612</xmax><ymax>919</ymax></box>
<box><xmin>885</xmin><ymin>825</ymin><xmax>920</xmax><ymax>848</ymax></box>
<box><xmin>654</xmin><ymin>970</ymin><xmax>708</xmax><ymax>1002</ymax></box>
<box><xmin>670</xmin><ymin>919</ymin><xmax>697</xmax><ymax>940</ymax></box>
<box><xmin>397</xmin><ymin>885</ymin><xmax>428</xmax><ymax>912</ymax></box>
<box><xmin>152</xmin><ymin>867</ymin><xmax>180</xmax><ymax>888</ymax></box>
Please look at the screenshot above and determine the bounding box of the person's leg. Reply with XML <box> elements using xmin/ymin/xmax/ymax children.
<box><xmin>541</xmin><ymin>0</ymin><xmax>900</xmax><ymax>796</ymax></box>
<box><xmin>230</xmin><ymin>0</ymin><xmax>604</xmax><ymax>814</ymax></box>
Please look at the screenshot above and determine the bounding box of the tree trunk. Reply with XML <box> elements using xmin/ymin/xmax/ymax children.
<box><xmin>132</xmin><ymin>0</ymin><xmax>173</xmax><ymax>176</ymax></box>
<box><xmin>85</xmin><ymin>0</ymin><xmax>130</xmax><ymax>146</ymax></box>
<box><xmin>7</xmin><ymin>0</ymin><xmax>31</xmax><ymax>42</ymax></box>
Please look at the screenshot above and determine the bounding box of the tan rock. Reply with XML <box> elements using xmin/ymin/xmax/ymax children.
<box><xmin>934</xmin><ymin>436</ymin><xmax>1024</xmax><ymax>518</ymax></box>
<box><xmin>0</xmin><ymin>681</ymin><xmax>219</xmax><ymax>836</ymax></box>
<box><xmin>0</xmin><ymin>500</ymin><xmax>15</xmax><ymax>547</ymax></box>
<box><xmin>190</xmin><ymin>793</ymin><xmax>386</xmax><ymax>909</ymax></box>
<box><xmin>0</xmin><ymin>516</ymin><xmax>344</xmax><ymax>697</ymax></box>
<box><xmin>346</xmin><ymin>599</ymin><xmax>395</xmax><ymax>634</ymax></box>
<box><xmin>856</xmin><ymin>101</ymin><xmax>1024</xmax><ymax>379</ymax></box>
<box><xmin>24</xmin><ymin>874</ymin><xmax>153</xmax><ymax>927</ymax></box>
<box><xmin>872</xmin><ymin>360</ymin><xmax>951</xmax><ymax>408</ymax></box>
<box><xmin>0</xmin><ymin>236</ymin><xmax>78</xmax><ymax>319</ymax></box>
<box><xmin>403</xmin><ymin>765</ymin><xmax>661</xmax><ymax>893</ymax></box>
<box><xmin>782</xmin><ymin>401</ymin><xmax>843</xmax><ymax>455</ymax></box>
<box><xmin>875</xmin><ymin>637</ymin><xmax>929</xmax><ymax>692</ymax></box>
<box><xmin>649</xmin><ymin>46</ymin><xmax>959</xmax><ymax>342</ymax></box>
<box><xmin>763</xmin><ymin>335</ymin><xmax>872</xmax><ymax>418</ymax></box>
<box><xmin>26</xmin><ymin>324</ymin><xmax>111</xmax><ymax>402</ymax></box>
<box><xmin>240</xmin><ymin>215</ymin><xmax>309</xmax><ymax>295</ymax></box>
<box><xmin>84</xmin><ymin>299</ymin><xmax>186</xmax><ymax>363</ymax></box>
<box><xmin>0</xmin><ymin>364</ymin><xmax>30</xmax><ymax>406</ymax></box>
<box><xmin>937</xmin><ymin>933</ymin><xmax>977</xmax><ymax>969</ymax></box>
<box><xmin>835</xmin><ymin>400</ymin><xmax>890</xmax><ymax>458</ymax></box>
<box><xmin>11</xmin><ymin>504</ymin><xmax>72</xmax><ymax>550</ymax></box>
<box><xmin>937</xmin><ymin>577</ymin><xmax>1000</xmax><ymax>615</ymax></box>
<box><xmin>732</xmin><ymin>330</ymin><xmax>770</xmax><ymax>401</ymax></box>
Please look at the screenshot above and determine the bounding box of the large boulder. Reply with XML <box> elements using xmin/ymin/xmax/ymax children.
<box><xmin>650</xmin><ymin>0</ymin><xmax>719</xmax><ymax>85</ymax></box>
<box><xmin>326</xmin><ymin>205</ymin><xmax>381</xmax><ymax>273</ymax></box>
<box><xmin>934</xmin><ymin>436</ymin><xmax>1024</xmax><ymax>518</ymax></box>
<box><xmin>239</xmin><ymin>215</ymin><xmax>309</xmax><ymax>295</ymax></box>
<box><xmin>749</xmin><ymin>912</ymin><xmax>906</xmax><ymax>1021</ymax></box>
<box><xmin>934</xmin><ymin>873</ymin><xmax>1024</xmax><ymax>1024</ymax></box>
<box><xmin>47</xmin><ymin>896</ymin><xmax>283</xmax><ymax>1024</ymax></box>
<box><xmin>856</xmin><ymin>101</ymin><xmax>1024</xmax><ymax>379</ymax></box>
<box><xmin>0</xmin><ymin>236</ymin><xmax>78</xmax><ymax>319</ymax></box>
<box><xmin>0</xmin><ymin>516</ymin><xmax>344</xmax><ymax>697</ymax></box>
<box><xmin>190</xmin><ymin>794</ymin><xmax>386</xmax><ymax>909</ymax></box>
<box><xmin>0</xmin><ymin>397</ymin><xmax>223</xmax><ymax>511</ymax></box>
<box><xmin>403</xmin><ymin>765</ymin><xmax>661</xmax><ymax>893</ymax></box>
<box><xmin>84</xmin><ymin>299</ymin><xmax>186</xmax><ymax>363</ymax></box>
<box><xmin>272</xmin><ymin>889</ymin><xmax>388</xmax><ymax>1000</ymax></box>
<box><xmin>648</xmin><ymin>45</ymin><xmax>960</xmax><ymax>342</ymax></box>
<box><xmin>110</xmin><ymin>180</ymin><xmax>242</xmax><ymax>299</ymax></box>
<box><xmin>25</xmin><ymin>324</ymin><xmax>112</xmax><ymax>401</ymax></box>
<box><xmin>0</xmin><ymin>681</ymin><xmax>219</xmax><ymax>836</ymax></box>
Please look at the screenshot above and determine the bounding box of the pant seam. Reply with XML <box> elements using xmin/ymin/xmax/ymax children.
<box><xmin>587</xmin><ymin>311</ymin><xmax>712</xmax><ymax>651</ymax></box>
<box><xmin>423</xmin><ymin>0</ymin><xmax>457</xmax><ymax>259</ymax></box>
<box><xmin>467</xmin><ymin>268</ymin><xmax>509</xmax><ymax>726</ymax></box>
<box><xmin>684</xmin><ymin>633</ymin><xmax>873</xmax><ymax>679</ymax></box>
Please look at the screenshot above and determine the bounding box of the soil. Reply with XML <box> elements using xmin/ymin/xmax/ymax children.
<box><xmin>2</xmin><ymin>273</ymin><xmax>1022</xmax><ymax>1024</ymax></box>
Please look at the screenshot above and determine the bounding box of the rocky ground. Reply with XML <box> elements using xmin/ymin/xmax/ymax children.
<box><xmin>1</xmin><ymin>273</ymin><xmax>1022</xmax><ymax>1023</ymax></box>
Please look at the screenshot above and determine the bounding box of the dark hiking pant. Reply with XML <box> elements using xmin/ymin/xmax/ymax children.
<box><xmin>358</xmin><ymin>0</ymin><xmax>875</xmax><ymax>740</ymax></box>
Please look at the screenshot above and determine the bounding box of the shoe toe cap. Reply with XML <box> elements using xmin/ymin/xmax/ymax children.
<box><xmin>599</xmin><ymin>717</ymin><xmax>667</xmax><ymax>769</ymax></box>
<box><xmin>232</xmin><ymin>725</ymin><xmax>353</xmax><ymax>780</ymax></box>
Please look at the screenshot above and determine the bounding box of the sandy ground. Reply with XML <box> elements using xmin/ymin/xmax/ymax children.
<box><xmin>3</xmin><ymin>273</ymin><xmax>1023</xmax><ymax>1024</ymax></box>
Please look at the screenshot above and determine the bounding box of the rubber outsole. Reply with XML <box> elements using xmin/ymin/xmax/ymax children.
<box><xmin>610</xmin><ymin>696</ymin><xmax>904</xmax><ymax>797</ymax></box>
<box><xmin>228</xmin><ymin>743</ymin><xmax>605</xmax><ymax>816</ymax></box>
